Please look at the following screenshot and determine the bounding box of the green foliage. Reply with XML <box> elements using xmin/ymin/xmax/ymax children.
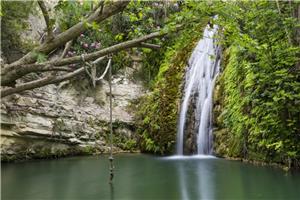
<box><xmin>54</xmin><ymin>0</ymin><xmax>93</xmax><ymax>31</ymax></box>
<box><xmin>214</xmin><ymin>1</ymin><xmax>300</xmax><ymax>167</ymax></box>
<box><xmin>115</xmin><ymin>1</ymin><xmax>182</xmax><ymax>86</ymax></box>
<box><xmin>123</xmin><ymin>139</ymin><xmax>137</xmax><ymax>151</ymax></box>
<box><xmin>1</xmin><ymin>1</ymin><xmax>36</xmax><ymax>58</ymax></box>
<box><xmin>81</xmin><ymin>145</ymin><xmax>96</xmax><ymax>155</ymax></box>
<box><xmin>33</xmin><ymin>51</ymin><xmax>48</xmax><ymax>63</ymax></box>
<box><xmin>118</xmin><ymin>1</ymin><xmax>179</xmax><ymax>40</ymax></box>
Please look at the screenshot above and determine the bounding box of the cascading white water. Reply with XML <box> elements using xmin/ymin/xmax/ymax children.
<box><xmin>176</xmin><ymin>24</ymin><xmax>221</xmax><ymax>155</ymax></box>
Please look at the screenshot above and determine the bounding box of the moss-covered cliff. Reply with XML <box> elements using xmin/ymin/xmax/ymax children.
<box><xmin>213</xmin><ymin>44</ymin><xmax>300</xmax><ymax>168</ymax></box>
<box><xmin>135</xmin><ymin>21</ymin><xmax>208</xmax><ymax>155</ymax></box>
<box><xmin>212</xmin><ymin>1</ymin><xmax>300</xmax><ymax>169</ymax></box>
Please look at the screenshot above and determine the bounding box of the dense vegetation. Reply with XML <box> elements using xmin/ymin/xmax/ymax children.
<box><xmin>212</xmin><ymin>1</ymin><xmax>300</xmax><ymax>168</ymax></box>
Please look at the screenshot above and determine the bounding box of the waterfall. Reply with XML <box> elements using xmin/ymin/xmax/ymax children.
<box><xmin>176</xmin><ymin>24</ymin><xmax>221</xmax><ymax>155</ymax></box>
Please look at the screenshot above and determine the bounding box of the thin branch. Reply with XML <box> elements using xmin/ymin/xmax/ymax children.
<box><xmin>140</xmin><ymin>42</ymin><xmax>161</xmax><ymax>49</ymax></box>
<box><xmin>60</xmin><ymin>40</ymin><xmax>73</xmax><ymax>59</ymax></box>
<box><xmin>82</xmin><ymin>55</ymin><xmax>107</xmax><ymax>87</ymax></box>
<box><xmin>81</xmin><ymin>54</ymin><xmax>93</xmax><ymax>80</ymax></box>
<box><xmin>1</xmin><ymin>76</ymin><xmax>55</xmax><ymax>97</ymax></box>
<box><xmin>84</xmin><ymin>64</ymin><xmax>93</xmax><ymax>79</ymax></box>
<box><xmin>1</xmin><ymin>67</ymin><xmax>85</xmax><ymax>97</ymax></box>
<box><xmin>92</xmin><ymin>56</ymin><xmax>106</xmax><ymax>65</ymax></box>
<box><xmin>50</xmin><ymin>67</ymin><xmax>85</xmax><ymax>84</ymax></box>
<box><xmin>37</xmin><ymin>0</ymin><xmax>53</xmax><ymax>41</ymax></box>
<box><xmin>40</xmin><ymin>66</ymin><xmax>73</xmax><ymax>72</ymax></box>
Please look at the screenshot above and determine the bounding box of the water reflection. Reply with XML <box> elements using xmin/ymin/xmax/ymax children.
<box><xmin>174</xmin><ymin>156</ymin><xmax>216</xmax><ymax>200</ymax></box>
<box><xmin>109</xmin><ymin>183</ymin><xmax>114</xmax><ymax>200</ymax></box>
<box><xmin>197</xmin><ymin>159</ymin><xmax>215</xmax><ymax>200</ymax></box>
<box><xmin>178</xmin><ymin>162</ymin><xmax>190</xmax><ymax>200</ymax></box>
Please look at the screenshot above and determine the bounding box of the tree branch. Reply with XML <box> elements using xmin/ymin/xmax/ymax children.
<box><xmin>1</xmin><ymin>55</ymin><xmax>111</xmax><ymax>97</ymax></box>
<box><xmin>37</xmin><ymin>0</ymin><xmax>53</xmax><ymax>41</ymax></box>
<box><xmin>40</xmin><ymin>66</ymin><xmax>73</xmax><ymax>72</ymax></box>
<box><xmin>1</xmin><ymin>30</ymin><xmax>165</xmax><ymax>86</ymax></box>
<box><xmin>140</xmin><ymin>42</ymin><xmax>161</xmax><ymax>49</ymax></box>
<box><xmin>1</xmin><ymin>67</ymin><xmax>85</xmax><ymax>97</ymax></box>
<box><xmin>9</xmin><ymin>1</ymin><xmax>129</xmax><ymax>67</ymax></box>
<box><xmin>60</xmin><ymin>40</ymin><xmax>73</xmax><ymax>59</ymax></box>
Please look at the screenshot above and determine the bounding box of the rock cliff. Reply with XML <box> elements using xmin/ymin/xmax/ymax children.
<box><xmin>1</xmin><ymin>75</ymin><xmax>144</xmax><ymax>161</ymax></box>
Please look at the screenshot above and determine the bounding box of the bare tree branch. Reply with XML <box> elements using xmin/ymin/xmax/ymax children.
<box><xmin>1</xmin><ymin>55</ymin><xmax>109</xmax><ymax>97</ymax></box>
<box><xmin>40</xmin><ymin>66</ymin><xmax>73</xmax><ymax>72</ymax></box>
<box><xmin>1</xmin><ymin>76</ymin><xmax>55</xmax><ymax>97</ymax></box>
<box><xmin>37</xmin><ymin>0</ymin><xmax>53</xmax><ymax>41</ymax></box>
<box><xmin>140</xmin><ymin>42</ymin><xmax>161</xmax><ymax>49</ymax></box>
<box><xmin>1</xmin><ymin>39</ymin><xmax>79</xmax><ymax>97</ymax></box>
<box><xmin>1</xmin><ymin>30</ymin><xmax>165</xmax><ymax>86</ymax></box>
<box><xmin>60</xmin><ymin>40</ymin><xmax>73</xmax><ymax>59</ymax></box>
<box><xmin>1</xmin><ymin>67</ymin><xmax>85</xmax><ymax>97</ymax></box>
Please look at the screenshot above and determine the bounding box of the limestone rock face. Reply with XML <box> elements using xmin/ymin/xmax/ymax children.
<box><xmin>1</xmin><ymin>76</ymin><xmax>144</xmax><ymax>161</ymax></box>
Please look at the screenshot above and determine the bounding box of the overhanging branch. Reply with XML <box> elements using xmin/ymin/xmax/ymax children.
<box><xmin>1</xmin><ymin>30</ymin><xmax>165</xmax><ymax>86</ymax></box>
<box><xmin>1</xmin><ymin>67</ymin><xmax>85</xmax><ymax>97</ymax></box>
<box><xmin>9</xmin><ymin>1</ymin><xmax>129</xmax><ymax>67</ymax></box>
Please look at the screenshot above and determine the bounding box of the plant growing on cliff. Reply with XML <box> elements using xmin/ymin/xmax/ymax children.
<box><xmin>213</xmin><ymin>1</ymin><xmax>300</xmax><ymax>168</ymax></box>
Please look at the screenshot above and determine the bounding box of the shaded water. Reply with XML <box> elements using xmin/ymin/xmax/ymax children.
<box><xmin>2</xmin><ymin>154</ymin><xmax>300</xmax><ymax>200</ymax></box>
<box><xmin>177</xmin><ymin>24</ymin><xmax>221</xmax><ymax>155</ymax></box>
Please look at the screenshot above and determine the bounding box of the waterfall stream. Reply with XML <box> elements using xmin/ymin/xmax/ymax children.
<box><xmin>176</xmin><ymin>24</ymin><xmax>221</xmax><ymax>155</ymax></box>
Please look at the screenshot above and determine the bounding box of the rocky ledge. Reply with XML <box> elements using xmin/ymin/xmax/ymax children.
<box><xmin>1</xmin><ymin>75</ymin><xmax>144</xmax><ymax>161</ymax></box>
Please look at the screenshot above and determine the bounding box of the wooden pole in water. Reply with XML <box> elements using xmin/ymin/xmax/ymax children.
<box><xmin>108</xmin><ymin>56</ymin><xmax>114</xmax><ymax>184</ymax></box>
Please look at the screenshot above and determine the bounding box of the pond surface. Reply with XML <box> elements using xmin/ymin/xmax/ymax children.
<box><xmin>2</xmin><ymin>154</ymin><xmax>300</xmax><ymax>200</ymax></box>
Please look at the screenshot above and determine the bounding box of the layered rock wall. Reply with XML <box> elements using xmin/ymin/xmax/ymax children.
<box><xmin>1</xmin><ymin>76</ymin><xmax>144</xmax><ymax>161</ymax></box>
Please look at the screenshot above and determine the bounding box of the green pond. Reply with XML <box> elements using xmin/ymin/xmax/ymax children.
<box><xmin>2</xmin><ymin>154</ymin><xmax>300</xmax><ymax>200</ymax></box>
